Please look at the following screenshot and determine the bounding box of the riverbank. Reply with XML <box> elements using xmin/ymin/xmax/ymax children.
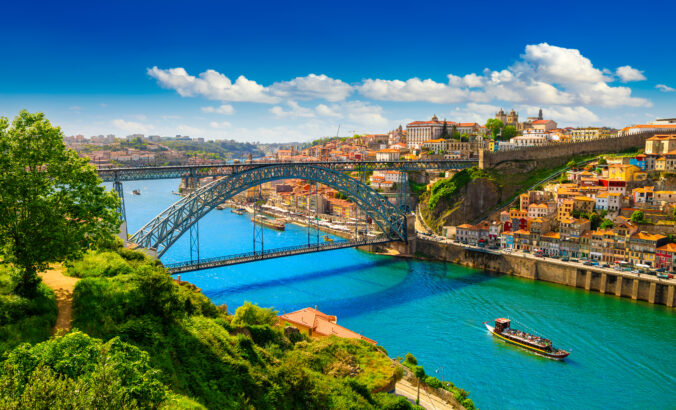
<box><xmin>404</xmin><ymin>238</ymin><xmax>676</xmax><ymax>307</ymax></box>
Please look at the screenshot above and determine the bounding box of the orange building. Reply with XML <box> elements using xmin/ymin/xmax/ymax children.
<box><xmin>279</xmin><ymin>307</ymin><xmax>376</xmax><ymax>344</ymax></box>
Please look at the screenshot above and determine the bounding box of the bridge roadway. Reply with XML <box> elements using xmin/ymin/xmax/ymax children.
<box><xmin>164</xmin><ymin>235</ymin><xmax>393</xmax><ymax>274</ymax></box>
<box><xmin>97</xmin><ymin>159</ymin><xmax>478</xmax><ymax>182</ymax></box>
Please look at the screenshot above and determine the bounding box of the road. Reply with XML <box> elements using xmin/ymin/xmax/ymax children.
<box><xmin>415</xmin><ymin>234</ymin><xmax>676</xmax><ymax>285</ymax></box>
<box><xmin>394</xmin><ymin>379</ymin><xmax>455</xmax><ymax>410</ymax></box>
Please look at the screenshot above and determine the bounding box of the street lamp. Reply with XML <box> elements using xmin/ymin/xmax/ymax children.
<box><xmin>435</xmin><ymin>366</ymin><xmax>444</xmax><ymax>385</ymax></box>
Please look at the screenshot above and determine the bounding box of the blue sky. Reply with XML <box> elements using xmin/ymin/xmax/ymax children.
<box><xmin>1</xmin><ymin>0</ymin><xmax>674</xmax><ymax>142</ymax></box>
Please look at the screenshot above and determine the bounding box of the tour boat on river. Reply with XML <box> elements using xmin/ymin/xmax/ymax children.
<box><xmin>485</xmin><ymin>318</ymin><xmax>570</xmax><ymax>360</ymax></box>
<box><xmin>251</xmin><ymin>215</ymin><xmax>285</xmax><ymax>231</ymax></box>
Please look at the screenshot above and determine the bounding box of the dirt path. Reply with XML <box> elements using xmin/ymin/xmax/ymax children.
<box><xmin>38</xmin><ymin>264</ymin><xmax>79</xmax><ymax>336</ymax></box>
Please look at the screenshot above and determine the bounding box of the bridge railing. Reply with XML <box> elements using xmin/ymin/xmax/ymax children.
<box><xmin>163</xmin><ymin>235</ymin><xmax>391</xmax><ymax>271</ymax></box>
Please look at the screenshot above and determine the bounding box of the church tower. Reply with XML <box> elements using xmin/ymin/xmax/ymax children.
<box><xmin>538</xmin><ymin>108</ymin><xmax>543</xmax><ymax>120</ymax></box>
<box><xmin>496</xmin><ymin>108</ymin><xmax>507</xmax><ymax>124</ymax></box>
<box><xmin>507</xmin><ymin>109</ymin><xmax>518</xmax><ymax>126</ymax></box>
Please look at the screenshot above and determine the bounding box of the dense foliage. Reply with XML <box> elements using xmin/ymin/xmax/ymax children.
<box><xmin>0</xmin><ymin>110</ymin><xmax>120</xmax><ymax>296</ymax></box>
<box><xmin>0</xmin><ymin>266</ymin><xmax>57</xmax><ymax>353</ymax></box>
<box><xmin>66</xmin><ymin>247</ymin><xmax>412</xmax><ymax>409</ymax></box>
<box><xmin>162</xmin><ymin>139</ymin><xmax>265</xmax><ymax>160</ymax></box>
<box><xmin>427</xmin><ymin>167</ymin><xmax>494</xmax><ymax>211</ymax></box>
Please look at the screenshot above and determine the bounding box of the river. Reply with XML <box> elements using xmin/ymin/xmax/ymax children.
<box><xmin>119</xmin><ymin>179</ymin><xmax>675</xmax><ymax>410</ymax></box>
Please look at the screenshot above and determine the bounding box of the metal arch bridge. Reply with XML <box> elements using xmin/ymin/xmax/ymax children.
<box><xmin>97</xmin><ymin>159</ymin><xmax>478</xmax><ymax>182</ymax></box>
<box><xmin>102</xmin><ymin>159</ymin><xmax>477</xmax><ymax>272</ymax></box>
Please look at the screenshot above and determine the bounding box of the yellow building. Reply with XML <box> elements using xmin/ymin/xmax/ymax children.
<box><xmin>558</xmin><ymin>199</ymin><xmax>574</xmax><ymax>221</ymax></box>
<box><xmin>573</xmin><ymin>196</ymin><xmax>595</xmax><ymax>213</ymax></box>
<box><xmin>607</xmin><ymin>164</ymin><xmax>647</xmax><ymax>182</ymax></box>
<box><xmin>570</xmin><ymin>127</ymin><xmax>614</xmax><ymax>141</ymax></box>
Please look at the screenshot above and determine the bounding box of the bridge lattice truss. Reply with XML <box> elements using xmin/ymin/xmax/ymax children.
<box><xmin>130</xmin><ymin>163</ymin><xmax>408</xmax><ymax>257</ymax></box>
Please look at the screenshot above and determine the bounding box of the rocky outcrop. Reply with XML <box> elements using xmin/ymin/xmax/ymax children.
<box><xmin>421</xmin><ymin>177</ymin><xmax>501</xmax><ymax>232</ymax></box>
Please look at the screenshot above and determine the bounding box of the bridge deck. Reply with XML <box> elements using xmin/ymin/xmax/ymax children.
<box><xmin>164</xmin><ymin>236</ymin><xmax>395</xmax><ymax>274</ymax></box>
<box><xmin>98</xmin><ymin>160</ymin><xmax>477</xmax><ymax>182</ymax></box>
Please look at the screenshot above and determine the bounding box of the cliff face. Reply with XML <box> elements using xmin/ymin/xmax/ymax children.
<box><xmin>421</xmin><ymin>177</ymin><xmax>501</xmax><ymax>232</ymax></box>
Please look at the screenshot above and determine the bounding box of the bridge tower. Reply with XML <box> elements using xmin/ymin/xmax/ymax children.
<box><xmin>112</xmin><ymin>179</ymin><xmax>128</xmax><ymax>242</ymax></box>
<box><xmin>252</xmin><ymin>184</ymin><xmax>264</xmax><ymax>254</ymax></box>
<box><xmin>188</xmin><ymin>169</ymin><xmax>200</xmax><ymax>264</ymax></box>
<box><xmin>396</xmin><ymin>171</ymin><xmax>410</xmax><ymax>212</ymax></box>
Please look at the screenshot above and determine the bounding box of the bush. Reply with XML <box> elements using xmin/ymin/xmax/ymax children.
<box><xmin>0</xmin><ymin>332</ymin><xmax>171</xmax><ymax>408</ymax></box>
<box><xmin>231</xmin><ymin>302</ymin><xmax>278</xmax><ymax>327</ymax></box>
<box><xmin>0</xmin><ymin>265</ymin><xmax>57</xmax><ymax>353</ymax></box>
<box><xmin>67</xmin><ymin>251</ymin><xmax>133</xmax><ymax>278</ymax></box>
<box><xmin>404</xmin><ymin>352</ymin><xmax>418</xmax><ymax>366</ymax></box>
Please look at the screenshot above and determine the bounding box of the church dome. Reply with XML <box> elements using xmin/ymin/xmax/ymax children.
<box><xmin>431</xmin><ymin>114</ymin><xmax>439</xmax><ymax>121</ymax></box>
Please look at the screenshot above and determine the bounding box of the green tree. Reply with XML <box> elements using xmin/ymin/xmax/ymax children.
<box><xmin>232</xmin><ymin>301</ymin><xmax>278</xmax><ymax>327</ymax></box>
<box><xmin>631</xmin><ymin>210</ymin><xmax>645</xmax><ymax>223</ymax></box>
<box><xmin>588</xmin><ymin>212</ymin><xmax>602</xmax><ymax>230</ymax></box>
<box><xmin>450</xmin><ymin>125</ymin><xmax>458</xmax><ymax>140</ymax></box>
<box><xmin>502</xmin><ymin>125</ymin><xmax>518</xmax><ymax>140</ymax></box>
<box><xmin>597</xmin><ymin>157</ymin><xmax>607</xmax><ymax>165</ymax></box>
<box><xmin>485</xmin><ymin>118</ymin><xmax>504</xmax><ymax>140</ymax></box>
<box><xmin>0</xmin><ymin>111</ymin><xmax>120</xmax><ymax>296</ymax></box>
<box><xmin>414</xmin><ymin>365</ymin><xmax>426</xmax><ymax>404</ymax></box>
<box><xmin>600</xmin><ymin>218</ymin><xmax>614</xmax><ymax>229</ymax></box>
<box><xmin>440</xmin><ymin>121</ymin><xmax>449</xmax><ymax>139</ymax></box>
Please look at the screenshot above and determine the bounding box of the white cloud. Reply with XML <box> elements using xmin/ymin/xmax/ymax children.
<box><xmin>269</xmin><ymin>101</ymin><xmax>316</xmax><ymax>118</ymax></box>
<box><xmin>161</xmin><ymin>115</ymin><xmax>182</xmax><ymax>120</ymax></box>
<box><xmin>358</xmin><ymin>78</ymin><xmax>475</xmax><ymax>104</ymax></box>
<box><xmin>112</xmin><ymin>119</ymin><xmax>153</xmax><ymax>133</ymax></box>
<box><xmin>656</xmin><ymin>84</ymin><xmax>675</xmax><ymax>92</ymax></box>
<box><xmin>616</xmin><ymin>65</ymin><xmax>646</xmax><ymax>82</ymax></box>
<box><xmin>69</xmin><ymin>106</ymin><xmax>82</xmax><ymax>111</ymax></box>
<box><xmin>133</xmin><ymin>114</ymin><xmax>147</xmax><ymax>121</ymax></box>
<box><xmin>148</xmin><ymin>66</ymin><xmax>279</xmax><ymax>103</ymax></box>
<box><xmin>149</xmin><ymin>67</ymin><xmax>353</xmax><ymax>104</ymax></box>
<box><xmin>209</xmin><ymin>121</ymin><xmax>232</xmax><ymax>128</ymax></box>
<box><xmin>270</xmin><ymin>74</ymin><xmax>352</xmax><ymax>102</ymax></box>
<box><xmin>176</xmin><ymin>124</ymin><xmax>204</xmax><ymax>136</ymax></box>
<box><xmin>315</xmin><ymin>104</ymin><xmax>341</xmax><ymax>117</ymax></box>
<box><xmin>201</xmin><ymin>104</ymin><xmax>235</xmax><ymax>115</ymax></box>
<box><xmin>356</xmin><ymin>43</ymin><xmax>650</xmax><ymax>108</ymax></box>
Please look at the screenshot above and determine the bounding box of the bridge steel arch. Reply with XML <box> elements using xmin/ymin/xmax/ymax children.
<box><xmin>130</xmin><ymin>164</ymin><xmax>407</xmax><ymax>257</ymax></box>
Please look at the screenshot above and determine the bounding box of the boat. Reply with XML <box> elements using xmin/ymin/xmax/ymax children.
<box><xmin>251</xmin><ymin>215</ymin><xmax>285</xmax><ymax>231</ymax></box>
<box><xmin>323</xmin><ymin>235</ymin><xmax>334</xmax><ymax>242</ymax></box>
<box><xmin>484</xmin><ymin>318</ymin><xmax>570</xmax><ymax>360</ymax></box>
<box><xmin>216</xmin><ymin>204</ymin><xmax>226</xmax><ymax>210</ymax></box>
<box><xmin>231</xmin><ymin>208</ymin><xmax>246</xmax><ymax>215</ymax></box>
<box><xmin>132</xmin><ymin>189</ymin><xmax>141</xmax><ymax>195</ymax></box>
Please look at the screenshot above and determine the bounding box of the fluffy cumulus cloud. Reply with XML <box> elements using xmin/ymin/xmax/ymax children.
<box><xmin>149</xmin><ymin>67</ymin><xmax>352</xmax><ymax>104</ymax></box>
<box><xmin>148</xmin><ymin>67</ymin><xmax>279</xmax><ymax>103</ymax></box>
<box><xmin>357</xmin><ymin>43</ymin><xmax>650</xmax><ymax>108</ymax></box>
<box><xmin>201</xmin><ymin>104</ymin><xmax>235</xmax><ymax>114</ymax></box>
<box><xmin>269</xmin><ymin>101</ymin><xmax>316</xmax><ymax>118</ymax></box>
<box><xmin>656</xmin><ymin>84</ymin><xmax>675</xmax><ymax>92</ymax></box>
<box><xmin>616</xmin><ymin>65</ymin><xmax>646</xmax><ymax>82</ymax></box>
<box><xmin>269</xmin><ymin>74</ymin><xmax>352</xmax><ymax>102</ymax></box>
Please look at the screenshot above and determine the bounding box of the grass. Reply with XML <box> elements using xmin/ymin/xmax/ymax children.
<box><xmin>0</xmin><ymin>265</ymin><xmax>57</xmax><ymax>353</ymax></box>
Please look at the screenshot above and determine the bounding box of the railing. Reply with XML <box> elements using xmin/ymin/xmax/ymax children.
<box><xmin>164</xmin><ymin>235</ymin><xmax>394</xmax><ymax>274</ymax></box>
<box><xmin>97</xmin><ymin>159</ymin><xmax>478</xmax><ymax>182</ymax></box>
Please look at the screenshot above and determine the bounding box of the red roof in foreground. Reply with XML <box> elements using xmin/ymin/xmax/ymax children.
<box><xmin>279</xmin><ymin>307</ymin><xmax>377</xmax><ymax>345</ymax></box>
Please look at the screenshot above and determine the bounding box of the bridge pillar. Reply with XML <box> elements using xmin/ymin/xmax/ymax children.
<box><xmin>631</xmin><ymin>278</ymin><xmax>639</xmax><ymax>300</ymax></box>
<box><xmin>113</xmin><ymin>180</ymin><xmax>128</xmax><ymax>243</ymax></box>
<box><xmin>667</xmin><ymin>285</ymin><xmax>675</xmax><ymax>307</ymax></box>
<box><xmin>615</xmin><ymin>276</ymin><xmax>623</xmax><ymax>296</ymax></box>
<box><xmin>599</xmin><ymin>273</ymin><xmax>607</xmax><ymax>294</ymax></box>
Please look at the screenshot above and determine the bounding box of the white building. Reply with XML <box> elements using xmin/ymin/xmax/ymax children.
<box><xmin>509</xmin><ymin>135</ymin><xmax>548</xmax><ymax>147</ymax></box>
<box><xmin>375</xmin><ymin>148</ymin><xmax>401</xmax><ymax>161</ymax></box>
<box><xmin>406</xmin><ymin>115</ymin><xmax>453</xmax><ymax>148</ymax></box>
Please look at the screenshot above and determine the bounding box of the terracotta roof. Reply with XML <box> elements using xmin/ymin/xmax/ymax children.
<box><xmin>532</xmin><ymin>120</ymin><xmax>552</xmax><ymax>124</ymax></box>
<box><xmin>423</xmin><ymin>138</ymin><xmax>446</xmax><ymax>144</ymax></box>
<box><xmin>542</xmin><ymin>232</ymin><xmax>560</xmax><ymax>239</ymax></box>
<box><xmin>279</xmin><ymin>307</ymin><xmax>376</xmax><ymax>344</ymax></box>
<box><xmin>657</xmin><ymin>243</ymin><xmax>676</xmax><ymax>253</ymax></box>
<box><xmin>457</xmin><ymin>223</ymin><xmax>474</xmax><ymax>229</ymax></box>
<box><xmin>574</xmin><ymin>196</ymin><xmax>595</xmax><ymax>202</ymax></box>
<box><xmin>631</xmin><ymin>232</ymin><xmax>667</xmax><ymax>241</ymax></box>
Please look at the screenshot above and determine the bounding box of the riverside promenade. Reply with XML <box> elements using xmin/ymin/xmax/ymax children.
<box><xmin>399</xmin><ymin>237</ymin><xmax>676</xmax><ymax>307</ymax></box>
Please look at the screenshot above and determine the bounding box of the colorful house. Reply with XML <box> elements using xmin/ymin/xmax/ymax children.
<box><xmin>279</xmin><ymin>307</ymin><xmax>376</xmax><ymax>345</ymax></box>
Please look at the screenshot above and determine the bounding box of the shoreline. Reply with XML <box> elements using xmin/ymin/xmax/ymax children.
<box><xmin>397</xmin><ymin>238</ymin><xmax>676</xmax><ymax>308</ymax></box>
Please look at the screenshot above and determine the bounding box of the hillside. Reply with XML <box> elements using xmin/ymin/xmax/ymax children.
<box><xmin>0</xmin><ymin>244</ymin><xmax>421</xmax><ymax>409</ymax></box>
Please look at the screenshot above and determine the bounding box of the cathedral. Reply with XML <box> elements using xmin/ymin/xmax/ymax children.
<box><xmin>495</xmin><ymin>108</ymin><xmax>543</xmax><ymax>130</ymax></box>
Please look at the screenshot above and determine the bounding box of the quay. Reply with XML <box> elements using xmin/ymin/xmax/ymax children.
<box><xmin>397</xmin><ymin>238</ymin><xmax>676</xmax><ymax>307</ymax></box>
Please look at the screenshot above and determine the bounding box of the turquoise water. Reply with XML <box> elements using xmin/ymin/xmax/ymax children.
<box><xmin>121</xmin><ymin>179</ymin><xmax>676</xmax><ymax>410</ymax></box>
